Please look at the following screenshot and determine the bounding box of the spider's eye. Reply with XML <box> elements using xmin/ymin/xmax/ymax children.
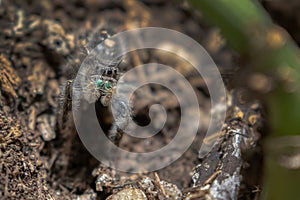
<box><xmin>105</xmin><ymin>81</ymin><xmax>112</xmax><ymax>89</ymax></box>
<box><xmin>96</xmin><ymin>79</ymin><xmax>103</xmax><ymax>88</ymax></box>
<box><xmin>107</xmin><ymin>69</ymin><xmax>112</xmax><ymax>75</ymax></box>
<box><xmin>99</xmin><ymin>68</ymin><xmax>105</xmax><ymax>74</ymax></box>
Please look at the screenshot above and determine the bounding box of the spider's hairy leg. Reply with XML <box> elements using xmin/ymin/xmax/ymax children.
<box><xmin>108</xmin><ymin>124</ymin><xmax>124</xmax><ymax>146</ymax></box>
<box><xmin>57</xmin><ymin>80</ymin><xmax>74</xmax><ymax>131</ymax></box>
<box><xmin>108</xmin><ymin>94</ymin><xmax>133</xmax><ymax>145</ymax></box>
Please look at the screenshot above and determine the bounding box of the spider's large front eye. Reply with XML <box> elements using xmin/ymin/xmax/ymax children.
<box><xmin>105</xmin><ymin>81</ymin><xmax>112</xmax><ymax>89</ymax></box>
<box><xmin>96</xmin><ymin>79</ymin><xmax>103</xmax><ymax>88</ymax></box>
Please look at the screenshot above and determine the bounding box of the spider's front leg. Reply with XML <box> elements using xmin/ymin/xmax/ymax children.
<box><xmin>94</xmin><ymin>68</ymin><xmax>132</xmax><ymax>146</ymax></box>
<box><xmin>108</xmin><ymin>94</ymin><xmax>133</xmax><ymax>145</ymax></box>
<box><xmin>57</xmin><ymin>79</ymin><xmax>74</xmax><ymax>131</ymax></box>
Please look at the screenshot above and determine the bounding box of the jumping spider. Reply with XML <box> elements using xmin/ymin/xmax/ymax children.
<box><xmin>58</xmin><ymin>28</ymin><xmax>132</xmax><ymax>145</ymax></box>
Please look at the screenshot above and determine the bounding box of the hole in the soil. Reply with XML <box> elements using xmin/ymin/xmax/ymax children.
<box><xmin>132</xmin><ymin>106</ymin><xmax>151</xmax><ymax>126</ymax></box>
<box><xmin>17</xmin><ymin>102</ymin><xmax>24</xmax><ymax>111</ymax></box>
<box><xmin>54</xmin><ymin>39</ymin><xmax>62</xmax><ymax>48</ymax></box>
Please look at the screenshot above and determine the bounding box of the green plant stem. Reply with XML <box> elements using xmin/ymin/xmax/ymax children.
<box><xmin>188</xmin><ymin>0</ymin><xmax>300</xmax><ymax>199</ymax></box>
<box><xmin>189</xmin><ymin>0</ymin><xmax>300</xmax><ymax>136</ymax></box>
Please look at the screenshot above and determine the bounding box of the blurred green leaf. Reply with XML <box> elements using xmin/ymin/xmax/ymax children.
<box><xmin>188</xmin><ymin>0</ymin><xmax>300</xmax><ymax>199</ymax></box>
